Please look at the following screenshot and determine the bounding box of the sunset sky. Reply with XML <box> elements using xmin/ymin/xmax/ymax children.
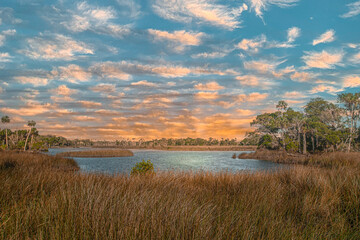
<box><xmin>1</xmin><ymin>0</ymin><xmax>360</xmax><ymax>140</ymax></box>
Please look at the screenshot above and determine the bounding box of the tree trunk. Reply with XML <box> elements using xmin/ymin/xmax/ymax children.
<box><xmin>311</xmin><ymin>136</ymin><xmax>315</xmax><ymax>152</ymax></box>
<box><xmin>303</xmin><ymin>132</ymin><xmax>307</xmax><ymax>154</ymax></box>
<box><xmin>24</xmin><ymin>128</ymin><xmax>31</xmax><ymax>151</ymax></box>
<box><xmin>5</xmin><ymin>128</ymin><xmax>8</xmax><ymax>149</ymax></box>
<box><xmin>298</xmin><ymin>132</ymin><xmax>301</xmax><ymax>153</ymax></box>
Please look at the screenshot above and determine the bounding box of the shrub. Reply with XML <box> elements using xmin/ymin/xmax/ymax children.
<box><xmin>131</xmin><ymin>159</ymin><xmax>155</xmax><ymax>176</ymax></box>
<box><xmin>258</xmin><ymin>134</ymin><xmax>278</xmax><ymax>150</ymax></box>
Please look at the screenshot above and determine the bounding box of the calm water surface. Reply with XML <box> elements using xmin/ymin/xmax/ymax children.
<box><xmin>48</xmin><ymin>148</ymin><xmax>283</xmax><ymax>174</ymax></box>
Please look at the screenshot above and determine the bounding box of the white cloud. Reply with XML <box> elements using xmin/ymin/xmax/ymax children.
<box><xmin>290</xmin><ymin>71</ymin><xmax>314</xmax><ymax>82</ymax></box>
<box><xmin>0</xmin><ymin>52</ymin><xmax>12</xmax><ymax>62</ymax></box>
<box><xmin>20</xmin><ymin>34</ymin><xmax>93</xmax><ymax>61</ymax></box>
<box><xmin>287</xmin><ymin>27</ymin><xmax>300</xmax><ymax>43</ymax></box>
<box><xmin>341</xmin><ymin>1</ymin><xmax>360</xmax><ymax>18</ymax></box>
<box><xmin>148</xmin><ymin>29</ymin><xmax>204</xmax><ymax>52</ymax></box>
<box><xmin>312</xmin><ymin>29</ymin><xmax>335</xmax><ymax>46</ymax></box>
<box><xmin>61</xmin><ymin>2</ymin><xmax>131</xmax><ymax>38</ymax></box>
<box><xmin>152</xmin><ymin>0</ymin><xmax>248</xmax><ymax>30</ymax></box>
<box><xmin>247</xmin><ymin>0</ymin><xmax>299</xmax><ymax>20</ymax></box>
<box><xmin>131</xmin><ymin>80</ymin><xmax>157</xmax><ymax>87</ymax></box>
<box><xmin>236</xmin><ymin>35</ymin><xmax>267</xmax><ymax>53</ymax></box>
<box><xmin>195</xmin><ymin>91</ymin><xmax>219</xmax><ymax>100</ymax></box>
<box><xmin>191</xmin><ymin>51</ymin><xmax>227</xmax><ymax>59</ymax></box>
<box><xmin>116</xmin><ymin>0</ymin><xmax>141</xmax><ymax>18</ymax></box>
<box><xmin>343</xmin><ymin>75</ymin><xmax>360</xmax><ymax>88</ymax></box>
<box><xmin>302</xmin><ymin>50</ymin><xmax>343</xmax><ymax>69</ymax></box>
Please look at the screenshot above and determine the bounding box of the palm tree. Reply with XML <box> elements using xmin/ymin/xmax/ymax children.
<box><xmin>24</xmin><ymin>120</ymin><xmax>36</xmax><ymax>151</ymax></box>
<box><xmin>1</xmin><ymin>116</ymin><xmax>10</xmax><ymax>149</ymax></box>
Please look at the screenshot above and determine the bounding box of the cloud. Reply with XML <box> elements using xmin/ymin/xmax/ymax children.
<box><xmin>52</xmin><ymin>85</ymin><xmax>77</xmax><ymax>96</ymax></box>
<box><xmin>341</xmin><ymin>1</ymin><xmax>360</xmax><ymax>18</ymax></box>
<box><xmin>61</xmin><ymin>2</ymin><xmax>131</xmax><ymax>38</ymax></box>
<box><xmin>148</xmin><ymin>29</ymin><xmax>204</xmax><ymax>52</ymax></box>
<box><xmin>287</xmin><ymin>27</ymin><xmax>300</xmax><ymax>43</ymax></box>
<box><xmin>194</xmin><ymin>81</ymin><xmax>224</xmax><ymax>91</ymax></box>
<box><xmin>312</xmin><ymin>29</ymin><xmax>335</xmax><ymax>46</ymax></box>
<box><xmin>14</xmin><ymin>76</ymin><xmax>48</xmax><ymax>86</ymax></box>
<box><xmin>290</xmin><ymin>71</ymin><xmax>314</xmax><ymax>82</ymax></box>
<box><xmin>283</xmin><ymin>91</ymin><xmax>306</xmax><ymax>99</ymax></box>
<box><xmin>116</xmin><ymin>0</ymin><xmax>141</xmax><ymax>18</ymax></box>
<box><xmin>90</xmin><ymin>61</ymin><xmax>226</xmax><ymax>78</ymax></box>
<box><xmin>236</xmin><ymin>109</ymin><xmax>256</xmax><ymax>116</ymax></box>
<box><xmin>191</xmin><ymin>51</ymin><xmax>227</xmax><ymax>59</ymax></box>
<box><xmin>236</xmin><ymin>35</ymin><xmax>267</xmax><ymax>53</ymax></box>
<box><xmin>78</xmin><ymin>100</ymin><xmax>102</xmax><ymax>108</ymax></box>
<box><xmin>309</xmin><ymin>85</ymin><xmax>343</xmax><ymax>94</ymax></box>
<box><xmin>247</xmin><ymin>0</ymin><xmax>299</xmax><ymax>20</ymax></box>
<box><xmin>20</xmin><ymin>33</ymin><xmax>93</xmax><ymax>61</ymax></box>
<box><xmin>152</xmin><ymin>0</ymin><xmax>248</xmax><ymax>30</ymax></box>
<box><xmin>244</xmin><ymin>59</ymin><xmax>285</xmax><ymax>74</ymax></box>
<box><xmin>238</xmin><ymin>92</ymin><xmax>268</xmax><ymax>102</ymax></box>
<box><xmin>0</xmin><ymin>29</ymin><xmax>16</xmax><ymax>47</ymax></box>
<box><xmin>343</xmin><ymin>75</ymin><xmax>360</xmax><ymax>88</ymax></box>
<box><xmin>0</xmin><ymin>52</ymin><xmax>12</xmax><ymax>62</ymax></box>
<box><xmin>236</xmin><ymin>75</ymin><xmax>260</xmax><ymax>86</ymax></box>
<box><xmin>302</xmin><ymin>50</ymin><xmax>343</xmax><ymax>69</ymax></box>
<box><xmin>90</xmin><ymin>62</ymin><xmax>131</xmax><ymax>80</ymax></box>
<box><xmin>90</xmin><ymin>84</ymin><xmax>116</xmax><ymax>93</ymax></box>
<box><xmin>131</xmin><ymin>80</ymin><xmax>157</xmax><ymax>87</ymax></box>
<box><xmin>52</xmin><ymin>64</ymin><xmax>91</xmax><ymax>83</ymax></box>
<box><xmin>0</xmin><ymin>102</ymin><xmax>52</xmax><ymax>116</ymax></box>
<box><xmin>236</xmin><ymin>28</ymin><xmax>299</xmax><ymax>53</ymax></box>
<box><xmin>350</xmin><ymin>52</ymin><xmax>360</xmax><ymax>63</ymax></box>
<box><xmin>195</xmin><ymin>91</ymin><xmax>219</xmax><ymax>100</ymax></box>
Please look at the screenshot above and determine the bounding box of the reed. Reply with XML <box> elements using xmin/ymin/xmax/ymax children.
<box><xmin>56</xmin><ymin>149</ymin><xmax>134</xmax><ymax>158</ymax></box>
<box><xmin>0</xmin><ymin>151</ymin><xmax>359</xmax><ymax>239</ymax></box>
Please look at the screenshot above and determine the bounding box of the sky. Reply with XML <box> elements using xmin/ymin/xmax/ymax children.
<box><xmin>0</xmin><ymin>0</ymin><xmax>360</xmax><ymax>140</ymax></box>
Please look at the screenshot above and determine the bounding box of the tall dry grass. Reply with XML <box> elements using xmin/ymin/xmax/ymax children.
<box><xmin>56</xmin><ymin>149</ymin><xmax>134</xmax><ymax>158</ymax></box>
<box><xmin>0</xmin><ymin>151</ymin><xmax>359</xmax><ymax>239</ymax></box>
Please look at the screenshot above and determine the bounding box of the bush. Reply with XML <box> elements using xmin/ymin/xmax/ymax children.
<box><xmin>258</xmin><ymin>134</ymin><xmax>278</xmax><ymax>150</ymax></box>
<box><xmin>131</xmin><ymin>160</ymin><xmax>155</xmax><ymax>176</ymax></box>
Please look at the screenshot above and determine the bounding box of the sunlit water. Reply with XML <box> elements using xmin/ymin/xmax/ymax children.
<box><xmin>48</xmin><ymin>148</ymin><xmax>283</xmax><ymax>174</ymax></box>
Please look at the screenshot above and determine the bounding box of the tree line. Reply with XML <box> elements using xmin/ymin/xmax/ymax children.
<box><xmin>243</xmin><ymin>92</ymin><xmax>360</xmax><ymax>153</ymax></box>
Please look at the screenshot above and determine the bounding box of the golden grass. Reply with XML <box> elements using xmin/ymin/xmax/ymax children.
<box><xmin>238</xmin><ymin>150</ymin><xmax>360</xmax><ymax>169</ymax></box>
<box><xmin>56</xmin><ymin>149</ymin><xmax>134</xmax><ymax>158</ymax></box>
<box><xmin>0</xmin><ymin>151</ymin><xmax>359</xmax><ymax>239</ymax></box>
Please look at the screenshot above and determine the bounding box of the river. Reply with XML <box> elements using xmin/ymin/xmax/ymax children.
<box><xmin>48</xmin><ymin>148</ymin><xmax>283</xmax><ymax>174</ymax></box>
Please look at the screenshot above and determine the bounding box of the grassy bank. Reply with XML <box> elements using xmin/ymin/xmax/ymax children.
<box><xmin>238</xmin><ymin>150</ymin><xmax>360</xmax><ymax>169</ymax></box>
<box><xmin>1</xmin><ymin>151</ymin><xmax>359</xmax><ymax>239</ymax></box>
<box><xmin>56</xmin><ymin>149</ymin><xmax>134</xmax><ymax>158</ymax></box>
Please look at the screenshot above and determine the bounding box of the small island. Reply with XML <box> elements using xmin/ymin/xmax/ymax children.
<box><xmin>56</xmin><ymin>149</ymin><xmax>134</xmax><ymax>158</ymax></box>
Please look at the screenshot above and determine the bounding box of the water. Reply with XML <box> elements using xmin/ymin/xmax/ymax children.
<box><xmin>48</xmin><ymin>148</ymin><xmax>283</xmax><ymax>174</ymax></box>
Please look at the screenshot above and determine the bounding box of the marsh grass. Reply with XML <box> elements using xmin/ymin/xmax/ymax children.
<box><xmin>56</xmin><ymin>149</ymin><xmax>134</xmax><ymax>158</ymax></box>
<box><xmin>0</xmin><ymin>151</ymin><xmax>359</xmax><ymax>239</ymax></box>
<box><xmin>238</xmin><ymin>150</ymin><xmax>360</xmax><ymax>169</ymax></box>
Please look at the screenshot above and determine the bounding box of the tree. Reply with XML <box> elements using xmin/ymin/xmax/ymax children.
<box><xmin>1</xmin><ymin>116</ymin><xmax>10</xmax><ymax>149</ymax></box>
<box><xmin>24</xmin><ymin>120</ymin><xmax>36</xmax><ymax>151</ymax></box>
<box><xmin>337</xmin><ymin>93</ymin><xmax>360</xmax><ymax>152</ymax></box>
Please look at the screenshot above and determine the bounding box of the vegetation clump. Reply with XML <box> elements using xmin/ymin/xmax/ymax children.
<box><xmin>131</xmin><ymin>159</ymin><xmax>155</xmax><ymax>175</ymax></box>
<box><xmin>56</xmin><ymin>149</ymin><xmax>134</xmax><ymax>158</ymax></box>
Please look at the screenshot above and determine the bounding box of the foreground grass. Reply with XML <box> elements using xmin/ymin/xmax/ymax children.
<box><xmin>56</xmin><ymin>149</ymin><xmax>134</xmax><ymax>158</ymax></box>
<box><xmin>1</xmin><ymin>151</ymin><xmax>359</xmax><ymax>239</ymax></box>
